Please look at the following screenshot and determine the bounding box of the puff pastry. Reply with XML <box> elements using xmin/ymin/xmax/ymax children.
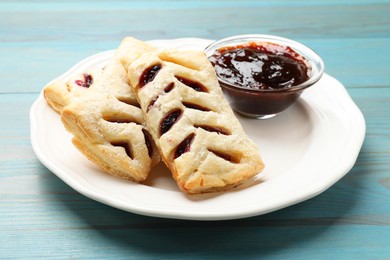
<box><xmin>61</xmin><ymin>37</ymin><xmax>160</xmax><ymax>182</ymax></box>
<box><xmin>123</xmin><ymin>40</ymin><xmax>264</xmax><ymax>193</ymax></box>
<box><xmin>44</xmin><ymin>66</ymin><xmax>104</xmax><ymax>113</ymax></box>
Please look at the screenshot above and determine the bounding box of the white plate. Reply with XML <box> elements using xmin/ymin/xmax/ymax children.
<box><xmin>30</xmin><ymin>38</ymin><xmax>366</xmax><ymax>220</ymax></box>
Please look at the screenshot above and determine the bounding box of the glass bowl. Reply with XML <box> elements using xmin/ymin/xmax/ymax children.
<box><xmin>205</xmin><ymin>34</ymin><xmax>325</xmax><ymax>119</ymax></box>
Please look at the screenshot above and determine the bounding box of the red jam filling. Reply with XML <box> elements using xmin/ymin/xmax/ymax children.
<box><xmin>142</xmin><ymin>129</ymin><xmax>154</xmax><ymax>157</ymax></box>
<box><xmin>175</xmin><ymin>76</ymin><xmax>208</xmax><ymax>92</ymax></box>
<box><xmin>174</xmin><ymin>133</ymin><xmax>195</xmax><ymax>159</ymax></box>
<box><xmin>208</xmin><ymin>42</ymin><xmax>310</xmax><ymax>90</ymax></box>
<box><xmin>139</xmin><ymin>65</ymin><xmax>161</xmax><ymax>88</ymax></box>
<box><xmin>160</xmin><ymin>109</ymin><xmax>182</xmax><ymax>136</ymax></box>
<box><xmin>75</xmin><ymin>73</ymin><xmax>94</xmax><ymax>88</ymax></box>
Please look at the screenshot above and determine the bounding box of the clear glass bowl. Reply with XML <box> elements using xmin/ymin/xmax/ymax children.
<box><xmin>205</xmin><ymin>34</ymin><xmax>325</xmax><ymax>119</ymax></box>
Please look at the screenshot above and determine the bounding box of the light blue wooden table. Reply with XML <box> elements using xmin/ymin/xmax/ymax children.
<box><xmin>1</xmin><ymin>0</ymin><xmax>389</xmax><ymax>259</ymax></box>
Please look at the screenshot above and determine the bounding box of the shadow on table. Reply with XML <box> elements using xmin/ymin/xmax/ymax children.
<box><xmin>39</xmin><ymin>144</ymin><xmax>368</xmax><ymax>258</ymax></box>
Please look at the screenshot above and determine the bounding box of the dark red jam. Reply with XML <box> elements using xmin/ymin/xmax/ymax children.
<box><xmin>139</xmin><ymin>65</ymin><xmax>161</xmax><ymax>88</ymax></box>
<box><xmin>208</xmin><ymin>42</ymin><xmax>309</xmax><ymax>90</ymax></box>
<box><xmin>75</xmin><ymin>73</ymin><xmax>94</xmax><ymax>88</ymax></box>
<box><xmin>174</xmin><ymin>133</ymin><xmax>195</xmax><ymax>159</ymax></box>
<box><xmin>160</xmin><ymin>109</ymin><xmax>182</xmax><ymax>136</ymax></box>
<box><xmin>142</xmin><ymin>129</ymin><xmax>154</xmax><ymax>158</ymax></box>
<box><xmin>175</xmin><ymin>76</ymin><xmax>208</xmax><ymax>92</ymax></box>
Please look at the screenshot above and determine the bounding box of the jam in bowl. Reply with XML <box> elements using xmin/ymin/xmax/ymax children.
<box><xmin>205</xmin><ymin>34</ymin><xmax>324</xmax><ymax>119</ymax></box>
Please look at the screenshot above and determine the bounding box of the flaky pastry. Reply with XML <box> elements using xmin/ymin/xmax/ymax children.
<box><xmin>61</xmin><ymin>37</ymin><xmax>160</xmax><ymax>182</ymax></box>
<box><xmin>44</xmin><ymin>66</ymin><xmax>104</xmax><ymax>113</ymax></box>
<box><xmin>123</xmin><ymin>39</ymin><xmax>264</xmax><ymax>193</ymax></box>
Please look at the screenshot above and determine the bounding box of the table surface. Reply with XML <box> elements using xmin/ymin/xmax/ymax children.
<box><xmin>1</xmin><ymin>0</ymin><xmax>390</xmax><ymax>259</ymax></box>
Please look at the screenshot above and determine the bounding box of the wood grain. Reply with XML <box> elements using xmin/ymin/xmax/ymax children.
<box><xmin>1</xmin><ymin>0</ymin><xmax>390</xmax><ymax>259</ymax></box>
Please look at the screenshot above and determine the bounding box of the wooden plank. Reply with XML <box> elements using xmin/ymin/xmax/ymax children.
<box><xmin>2</xmin><ymin>3</ymin><xmax>389</xmax><ymax>40</ymax></box>
<box><xmin>0</xmin><ymin>225</ymin><xmax>390</xmax><ymax>259</ymax></box>
<box><xmin>2</xmin><ymin>0</ymin><xmax>390</xmax><ymax>11</ymax></box>
<box><xmin>1</xmin><ymin>38</ymin><xmax>390</xmax><ymax>93</ymax></box>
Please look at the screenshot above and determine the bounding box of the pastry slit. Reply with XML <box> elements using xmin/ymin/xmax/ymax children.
<box><xmin>208</xmin><ymin>149</ymin><xmax>242</xmax><ymax>164</ymax></box>
<box><xmin>182</xmin><ymin>102</ymin><xmax>211</xmax><ymax>112</ymax></box>
<box><xmin>175</xmin><ymin>76</ymin><xmax>208</xmax><ymax>92</ymax></box>
<box><xmin>110</xmin><ymin>141</ymin><xmax>134</xmax><ymax>159</ymax></box>
<box><xmin>117</xmin><ymin>97</ymin><xmax>141</xmax><ymax>108</ymax></box>
<box><xmin>159</xmin><ymin>109</ymin><xmax>183</xmax><ymax>136</ymax></box>
<box><xmin>194</xmin><ymin>125</ymin><xmax>231</xmax><ymax>135</ymax></box>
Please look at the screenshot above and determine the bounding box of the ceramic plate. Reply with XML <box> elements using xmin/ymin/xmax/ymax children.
<box><xmin>30</xmin><ymin>38</ymin><xmax>365</xmax><ymax>220</ymax></box>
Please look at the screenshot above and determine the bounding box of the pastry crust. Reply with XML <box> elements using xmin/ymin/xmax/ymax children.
<box><xmin>43</xmin><ymin>67</ymin><xmax>103</xmax><ymax>113</ymax></box>
<box><xmin>61</xmin><ymin>37</ymin><xmax>160</xmax><ymax>182</ymax></box>
<box><xmin>124</xmin><ymin>41</ymin><xmax>265</xmax><ymax>193</ymax></box>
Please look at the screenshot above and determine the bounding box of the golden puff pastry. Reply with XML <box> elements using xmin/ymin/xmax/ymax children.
<box><xmin>61</xmin><ymin>37</ymin><xmax>160</xmax><ymax>182</ymax></box>
<box><xmin>124</xmin><ymin>42</ymin><xmax>265</xmax><ymax>193</ymax></box>
<box><xmin>44</xmin><ymin>66</ymin><xmax>104</xmax><ymax>113</ymax></box>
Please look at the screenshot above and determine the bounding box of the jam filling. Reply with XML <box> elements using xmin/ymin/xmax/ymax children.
<box><xmin>160</xmin><ymin>109</ymin><xmax>182</xmax><ymax>136</ymax></box>
<box><xmin>164</xmin><ymin>82</ymin><xmax>175</xmax><ymax>93</ymax></box>
<box><xmin>174</xmin><ymin>133</ymin><xmax>195</xmax><ymax>159</ymax></box>
<box><xmin>139</xmin><ymin>64</ymin><xmax>161</xmax><ymax>88</ymax></box>
<box><xmin>142</xmin><ymin>129</ymin><xmax>154</xmax><ymax>157</ymax></box>
<box><xmin>175</xmin><ymin>76</ymin><xmax>208</xmax><ymax>92</ymax></box>
<box><xmin>75</xmin><ymin>73</ymin><xmax>94</xmax><ymax>88</ymax></box>
<box><xmin>208</xmin><ymin>42</ymin><xmax>309</xmax><ymax>90</ymax></box>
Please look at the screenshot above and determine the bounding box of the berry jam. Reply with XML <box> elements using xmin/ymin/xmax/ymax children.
<box><xmin>160</xmin><ymin>109</ymin><xmax>182</xmax><ymax>136</ymax></box>
<box><xmin>174</xmin><ymin>133</ymin><xmax>195</xmax><ymax>159</ymax></box>
<box><xmin>75</xmin><ymin>73</ymin><xmax>94</xmax><ymax>88</ymax></box>
<box><xmin>140</xmin><ymin>65</ymin><xmax>161</xmax><ymax>88</ymax></box>
<box><xmin>175</xmin><ymin>76</ymin><xmax>208</xmax><ymax>92</ymax></box>
<box><xmin>208</xmin><ymin>42</ymin><xmax>309</xmax><ymax>90</ymax></box>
